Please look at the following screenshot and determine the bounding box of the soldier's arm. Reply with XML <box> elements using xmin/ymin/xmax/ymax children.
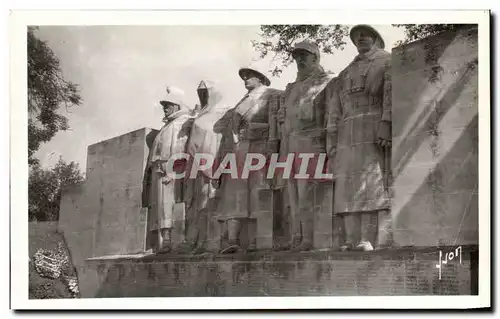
<box><xmin>267</xmin><ymin>90</ymin><xmax>281</xmax><ymax>152</ymax></box>
<box><xmin>161</xmin><ymin>120</ymin><xmax>192</xmax><ymax>175</ymax></box>
<box><xmin>381</xmin><ymin>60</ymin><xmax>392</xmax><ymax>123</ymax></box>
<box><xmin>325</xmin><ymin>78</ymin><xmax>342</xmax><ymax>157</ymax></box>
<box><xmin>141</xmin><ymin>166</ymin><xmax>152</xmax><ymax>207</ymax></box>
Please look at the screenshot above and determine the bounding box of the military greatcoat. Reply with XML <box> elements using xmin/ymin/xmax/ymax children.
<box><xmin>143</xmin><ymin>110</ymin><xmax>194</xmax><ymax>233</ymax></box>
<box><xmin>215</xmin><ymin>86</ymin><xmax>281</xmax><ymax>221</ymax></box>
<box><xmin>327</xmin><ymin>48</ymin><xmax>392</xmax><ymax>214</ymax></box>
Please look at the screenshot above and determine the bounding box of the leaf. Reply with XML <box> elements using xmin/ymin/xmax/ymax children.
<box><xmin>252</xmin><ymin>24</ymin><xmax>467</xmax><ymax>75</ymax></box>
<box><xmin>28</xmin><ymin>27</ymin><xmax>83</xmax><ymax>165</ymax></box>
<box><xmin>252</xmin><ymin>25</ymin><xmax>349</xmax><ymax>76</ymax></box>
<box><xmin>29</xmin><ymin>158</ymin><xmax>84</xmax><ymax>221</ymax></box>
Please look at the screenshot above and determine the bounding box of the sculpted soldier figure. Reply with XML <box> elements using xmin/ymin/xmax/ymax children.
<box><xmin>276</xmin><ymin>40</ymin><xmax>334</xmax><ymax>252</ymax></box>
<box><xmin>176</xmin><ymin>80</ymin><xmax>229</xmax><ymax>254</ymax></box>
<box><xmin>215</xmin><ymin>67</ymin><xmax>281</xmax><ymax>254</ymax></box>
<box><xmin>326</xmin><ymin>25</ymin><xmax>393</xmax><ymax>251</ymax></box>
<box><xmin>142</xmin><ymin>86</ymin><xmax>194</xmax><ymax>254</ymax></box>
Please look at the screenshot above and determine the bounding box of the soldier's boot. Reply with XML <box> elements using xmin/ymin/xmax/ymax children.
<box><xmin>217</xmin><ymin>220</ymin><xmax>229</xmax><ymax>251</ymax></box>
<box><xmin>281</xmin><ymin>234</ymin><xmax>301</xmax><ymax>251</ymax></box>
<box><xmin>174</xmin><ymin>240</ymin><xmax>196</xmax><ymax>254</ymax></box>
<box><xmin>280</xmin><ymin>211</ymin><xmax>302</xmax><ymax>251</ymax></box>
<box><xmin>282</xmin><ymin>221</ymin><xmax>302</xmax><ymax>251</ymax></box>
<box><xmin>192</xmin><ymin>209</ymin><xmax>208</xmax><ymax>255</ymax></box>
<box><xmin>246</xmin><ymin>218</ymin><xmax>257</xmax><ymax>252</ymax></box>
<box><xmin>352</xmin><ymin>212</ymin><xmax>376</xmax><ymax>252</ymax></box>
<box><xmin>340</xmin><ymin>214</ymin><xmax>360</xmax><ymax>252</ymax></box>
<box><xmin>175</xmin><ymin>214</ymin><xmax>199</xmax><ymax>254</ymax></box>
<box><xmin>192</xmin><ymin>245</ymin><xmax>207</xmax><ymax>255</ymax></box>
<box><xmin>291</xmin><ymin>217</ymin><xmax>313</xmax><ymax>252</ymax></box>
<box><xmin>375</xmin><ymin>209</ymin><xmax>394</xmax><ymax>250</ymax></box>
<box><xmin>157</xmin><ymin>228</ymin><xmax>172</xmax><ymax>254</ymax></box>
<box><xmin>220</xmin><ymin>219</ymin><xmax>242</xmax><ymax>254</ymax></box>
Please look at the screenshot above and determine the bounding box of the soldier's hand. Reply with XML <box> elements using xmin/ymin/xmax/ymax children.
<box><xmin>267</xmin><ymin>140</ymin><xmax>279</xmax><ymax>155</ymax></box>
<box><xmin>277</xmin><ymin>108</ymin><xmax>285</xmax><ymax>124</ymax></box>
<box><xmin>324</xmin><ymin>151</ymin><xmax>335</xmax><ymax>177</ymax></box>
<box><xmin>211</xmin><ymin>178</ymin><xmax>220</xmax><ymax>189</ymax></box>
<box><xmin>377</xmin><ymin>121</ymin><xmax>392</xmax><ymax>149</ymax></box>
<box><xmin>161</xmin><ymin>175</ymin><xmax>172</xmax><ymax>185</ymax></box>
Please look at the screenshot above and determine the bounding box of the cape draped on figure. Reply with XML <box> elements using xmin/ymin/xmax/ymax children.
<box><xmin>143</xmin><ymin>108</ymin><xmax>194</xmax><ymax>250</ymax></box>
<box><xmin>183</xmin><ymin>83</ymin><xmax>231</xmax><ymax>249</ymax></box>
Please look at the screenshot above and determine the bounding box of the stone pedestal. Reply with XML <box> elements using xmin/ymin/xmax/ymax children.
<box><xmin>86</xmin><ymin>246</ymin><xmax>478</xmax><ymax>297</ymax></box>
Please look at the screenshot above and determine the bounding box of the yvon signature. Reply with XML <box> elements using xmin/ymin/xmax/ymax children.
<box><xmin>435</xmin><ymin>246</ymin><xmax>462</xmax><ymax>280</ymax></box>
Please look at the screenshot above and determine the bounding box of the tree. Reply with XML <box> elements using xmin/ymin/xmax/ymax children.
<box><xmin>28</xmin><ymin>26</ymin><xmax>82</xmax><ymax>166</ymax></box>
<box><xmin>252</xmin><ymin>24</ymin><xmax>467</xmax><ymax>76</ymax></box>
<box><xmin>251</xmin><ymin>25</ymin><xmax>349</xmax><ymax>76</ymax></box>
<box><xmin>28</xmin><ymin>157</ymin><xmax>84</xmax><ymax>221</ymax></box>
<box><xmin>393</xmin><ymin>24</ymin><xmax>469</xmax><ymax>46</ymax></box>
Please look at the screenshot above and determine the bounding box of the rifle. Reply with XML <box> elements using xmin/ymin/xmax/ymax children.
<box><xmin>154</xmin><ymin>161</ymin><xmax>164</xmax><ymax>250</ymax></box>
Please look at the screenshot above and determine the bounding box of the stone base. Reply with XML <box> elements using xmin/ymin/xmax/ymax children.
<box><xmin>85</xmin><ymin>245</ymin><xmax>478</xmax><ymax>297</ymax></box>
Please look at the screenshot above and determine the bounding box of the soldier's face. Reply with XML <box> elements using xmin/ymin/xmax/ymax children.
<box><xmin>353</xmin><ymin>30</ymin><xmax>376</xmax><ymax>53</ymax></box>
<box><xmin>162</xmin><ymin>102</ymin><xmax>178</xmax><ymax>117</ymax></box>
<box><xmin>197</xmin><ymin>89</ymin><xmax>209</xmax><ymax>107</ymax></box>
<box><xmin>243</xmin><ymin>75</ymin><xmax>262</xmax><ymax>91</ymax></box>
<box><xmin>293</xmin><ymin>50</ymin><xmax>316</xmax><ymax>70</ymax></box>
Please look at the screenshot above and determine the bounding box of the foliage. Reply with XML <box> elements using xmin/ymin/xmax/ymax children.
<box><xmin>251</xmin><ymin>25</ymin><xmax>349</xmax><ymax>76</ymax></box>
<box><xmin>392</xmin><ymin>24</ymin><xmax>470</xmax><ymax>46</ymax></box>
<box><xmin>28</xmin><ymin>26</ymin><xmax>82</xmax><ymax>166</ymax></box>
<box><xmin>252</xmin><ymin>24</ymin><xmax>467</xmax><ymax>76</ymax></box>
<box><xmin>28</xmin><ymin>157</ymin><xmax>84</xmax><ymax>221</ymax></box>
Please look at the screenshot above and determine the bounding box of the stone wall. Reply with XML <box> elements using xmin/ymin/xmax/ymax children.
<box><xmin>85</xmin><ymin>127</ymin><xmax>157</xmax><ymax>257</ymax></box>
<box><xmin>58</xmin><ymin>127</ymin><xmax>158</xmax><ymax>297</ymax></box>
<box><xmin>391</xmin><ymin>27</ymin><xmax>478</xmax><ymax>247</ymax></box>
<box><xmin>87</xmin><ymin>247</ymin><xmax>478</xmax><ymax>297</ymax></box>
<box><xmin>58</xmin><ymin>182</ymin><xmax>98</xmax><ymax>297</ymax></box>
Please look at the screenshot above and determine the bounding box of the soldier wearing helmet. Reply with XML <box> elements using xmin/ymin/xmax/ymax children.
<box><xmin>142</xmin><ymin>86</ymin><xmax>194</xmax><ymax>254</ymax></box>
<box><xmin>327</xmin><ymin>24</ymin><xmax>393</xmax><ymax>252</ymax></box>
<box><xmin>276</xmin><ymin>40</ymin><xmax>335</xmax><ymax>252</ymax></box>
<box><xmin>215</xmin><ymin>66</ymin><xmax>282</xmax><ymax>254</ymax></box>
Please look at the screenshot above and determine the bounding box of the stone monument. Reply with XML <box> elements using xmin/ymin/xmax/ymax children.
<box><xmin>142</xmin><ymin>86</ymin><xmax>194</xmax><ymax>253</ymax></box>
<box><xmin>53</xmin><ymin>26</ymin><xmax>478</xmax><ymax>298</ymax></box>
<box><xmin>214</xmin><ymin>66</ymin><xmax>282</xmax><ymax>253</ymax></box>
<box><xmin>276</xmin><ymin>40</ymin><xmax>335</xmax><ymax>252</ymax></box>
<box><xmin>327</xmin><ymin>25</ymin><xmax>393</xmax><ymax>252</ymax></box>
<box><xmin>177</xmin><ymin>80</ymin><xmax>230</xmax><ymax>254</ymax></box>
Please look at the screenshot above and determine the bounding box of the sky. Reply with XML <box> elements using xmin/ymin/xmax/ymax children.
<box><xmin>34</xmin><ymin>25</ymin><xmax>405</xmax><ymax>172</ymax></box>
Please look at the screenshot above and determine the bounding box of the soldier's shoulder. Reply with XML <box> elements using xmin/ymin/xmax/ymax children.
<box><xmin>178</xmin><ymin>113</ymin><xmax>195</xmax><ymax>122</ymax></box>
<box><xmin>315</xmin><ymin>71</ymin><xmax>334</xmax><ymax>82</ymax></box>
<box><xmin>325</xmin><ymin>76</ymin><xmax>339</xmax><ymax>89</ymax></box>
<box><xmin>264</xmin><ymin>87</ymin><xmax>284</xmax><ymax>96</ymax></box>
<box><xmin>373</xmin><ymin>49</ymin><xmax>391</xmax><ymax>61</ymax></box>
<box><xmin>337</xmin><ymin>67</ymin><xmax>349</xmax><ymax>78</ymax></box>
